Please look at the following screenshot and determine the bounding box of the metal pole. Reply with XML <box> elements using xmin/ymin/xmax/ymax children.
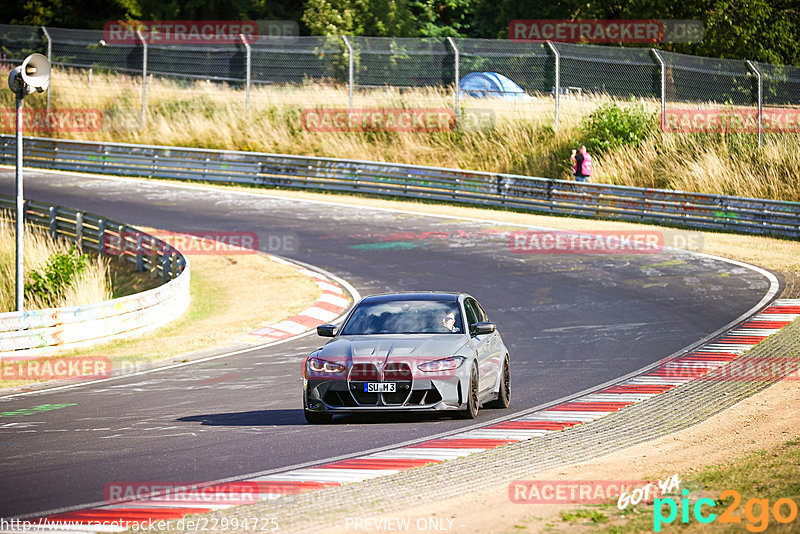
<box><xmin>239</xmin><ymin>34</ymin><xmax>251</xmax><ymax>111</ymax></box>
<box><xmin>746</xmin><ymin>60</ymin><xmax>763</xmax><ymax>147</ymax></box>
<box><xmin>15</xmin><ymin>89</ymin><xmax>24</xmax><ymax>312</ymax></box>
<box><xmin>137</xmin><ymin>30</ymin><xmax>147</xmax><ymax>128</ymax></box>
<box><xmin>447</xmin><ymin>37</ymin><xmax>460</xmax><ymax>128</ymax></box>
<box><xmin>342</xmin><ymin>36</ymin><xmax>353</xmax><ymax>111</ymax></box>
<box><xmin>42</xmin><ymin>26</ymin><xmax>51</xmax><ymax>113</ymax></box>
<box><xmin>546</xmin><ymin>41</ymin><xmax>560</xmax><ymax>129</ymax></box>
<box><xmin>650</xmin><ymin>49</ymin><xmax>666</xmax><ymax>131</ymax></box>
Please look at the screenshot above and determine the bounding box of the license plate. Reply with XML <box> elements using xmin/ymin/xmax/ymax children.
<box><xmin>364</xmin><ymin>382</ymin><xmax>396</xmax><ymax>393</ymax></box>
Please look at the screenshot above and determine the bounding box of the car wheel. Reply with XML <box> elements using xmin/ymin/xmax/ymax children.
<box><xmin>304</xmin><ymin>410</ymin><xmax>333</xmax><ymax>424</ymax></box>
<box><xmin>458</xmin><ymin>363</ymin><xmax>480</xmax><ymax>419</ymax></box>
<box><xmin>486</xmin><ymin>355</ymin><xmax>510</xmax><ymax>409</ymax></box>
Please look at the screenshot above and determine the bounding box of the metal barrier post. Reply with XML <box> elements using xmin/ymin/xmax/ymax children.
<box><xmin>342</xmin><ymin>36</ymin><xmax>354</xmax><ymax>111</ymax></box>
<box><xmin>746</xmin><ymin>60</ymin><xmax>763</xmax><ymax>147</ymax></box>
<box><xmin>42</xmin><ymin>26</ymin><xmax>51</xmax><ymax>113</ymax></box>
<box><xmin>49</xmin><ymin>206</ymin><xmax>57</xmax><ymax>238</ymax></box>
<box><xmin>546</xmin><ymin>41</ymin><xmax>560</xmax><ymax>129</ymax></box>
<box><xmin>239</xmin><ymin>34</ymin><xmax>251</xmax><ymax>111</ymax></box>
<box><xmin>98</xmin><ymin>219</ymin><xmax>106</xmax><ymax>252</ymax></box>
<box><xmin>161</xmin><ymin>253</ymin><xmax>171</xmax><ymax>283</ymax></box>
<box><xmin>447</xmin><ymin>37</ymin><xmax>460</xmax><ymax>128</ymax></box>
<box><xmin>650</xmin><ymin>49</ymin><xmax>666</xmax><ymax>131</ymax></box>
<box><xmin>75</xmin><ymin>211</ymin><xmax>83</xmax><ymax>249</ymax></box>
<box><xmin>137</xmin><ymin>30</ymin><xmax>148</xmax><ymax>128</ymax></box>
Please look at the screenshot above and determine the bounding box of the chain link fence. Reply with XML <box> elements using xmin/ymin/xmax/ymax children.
<box><xmin>2</xmin><ymin>23</ymin><xmax>799</xmax><ymax>142</ymax></box>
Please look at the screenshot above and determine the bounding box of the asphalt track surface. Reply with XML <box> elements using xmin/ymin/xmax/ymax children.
<box><xmin>0</xmin><ymin>169</ymin><xmax>778</xmax><ymax>519</ymax></box>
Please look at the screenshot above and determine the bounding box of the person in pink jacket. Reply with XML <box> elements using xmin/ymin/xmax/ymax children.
<box><xmin>570</xmin><ymin>145</ymin><xmax>593</xmax><ymax>182</ymax></box>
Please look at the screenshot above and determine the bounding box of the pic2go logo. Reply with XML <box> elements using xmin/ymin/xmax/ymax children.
<box><xmin>654</xmin><ymin>489</ymin><xmax>799</xmax><ymax>532</ymax></box>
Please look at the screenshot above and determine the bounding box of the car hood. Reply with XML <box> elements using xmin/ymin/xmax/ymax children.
<box><xmin>314</xmin><ymin>334</ymin><xmax>468</xmax><ymax>366</ymax></box>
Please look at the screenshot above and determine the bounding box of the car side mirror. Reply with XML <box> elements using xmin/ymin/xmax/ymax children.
<box><xmin>317</xmin><ymin>324</ymin><xmax>337</xmax><ymax>337</ymax></box>
<box><xmin>471</xmin><ymin>322</ymin><xmax>496</xmax><ymax>336</ymax></box>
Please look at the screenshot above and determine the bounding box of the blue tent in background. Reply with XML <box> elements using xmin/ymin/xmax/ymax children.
<box><xmin>459</xmin><ymin>72</ymin><xmax>532</xmax><ymax>100</ymax></box>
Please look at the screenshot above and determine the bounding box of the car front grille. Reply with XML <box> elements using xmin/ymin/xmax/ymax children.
<box><xmin>349</xmin><ymin>363</ymin><xmax>380</xmax><ymax>405</ymax></box>
<box><xmin>381</xmin><ymin>362</ymin><xmax>412</xmax><ymax>405</ymax></box>
<box><xmin>346</xmin><ymin>361</ymin><xmax>417</xmax><ymax>406</ymax></box>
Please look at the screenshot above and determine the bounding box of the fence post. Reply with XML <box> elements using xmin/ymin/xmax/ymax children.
<box><xmin>161</xmin><ymin>253</ymin><xmax>171</xmax><ymax>283</ymax></box>
<box><xmin>650</xmin><ymin>49</ymin><xmax>666</xmax><ymax>132</ymax></box>
<box><xmin>49</xmin><ymin>206</ymin><xmax>57</xmax><ymax>239</ymax></box>
<box><xmin>546</xmin><ymin>41</ymin><xmax>560</xmax><ymax>129</ymax></box>
<box><xmin>75</xmin><ymin>211</ymin><xmax>83</xmax><ymax>249</ymax></box>
<box><xmin>239</xmin><ymin>33</ymin><xmax>251</xmax><ymax>111</ymax></box>
<box><xmin>137</xmin><ymin>30</ymin><xmax>148</xmax><ymax>128</ymax></box>
<box><xmin>447</xmin><ymin>37</ymin><xmax>460</xmax><ymax>128</ymax></box>
<box><xmin>41</xmin><ymin>26</ymin><xmax>52</xmax><ymax>113</ymax></box>
<box><xmin>746</xmin><ymin>60</ymin><xmax>763</xmax><ymax>147</ymax></box>
<box><xmin>97</xmin><ymin>218</ymin><xmax>106</xmax><ymax>255</ymax></box>
<box><xmin>342</xmin><ymin>36</ymin><xmax>354</xmax><ymax>111</ymax></box>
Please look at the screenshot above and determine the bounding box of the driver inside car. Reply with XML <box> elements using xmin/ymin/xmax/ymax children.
<box><xmin>441</xmin><ymin>311</ymin><xmax>460</xmax><ymax>333</ymax></box>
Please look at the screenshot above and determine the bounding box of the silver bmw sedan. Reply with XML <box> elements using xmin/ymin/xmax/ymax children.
<box><xmin>302</xmin><ymin>292</ymin><xmax>510</xmax><ymax>423</ymax></box>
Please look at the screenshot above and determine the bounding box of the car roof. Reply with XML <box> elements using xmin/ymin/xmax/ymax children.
<box><xmin>359</xmin><ymin>292</ymin><xmax>463</xmax><ymax>304</ymax></box>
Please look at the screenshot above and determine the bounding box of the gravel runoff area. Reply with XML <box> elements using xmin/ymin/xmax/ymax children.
<box><xmin>164</xmin><ymin>314</ymin><xmax>800</xmax><ymax>533</ymax></box>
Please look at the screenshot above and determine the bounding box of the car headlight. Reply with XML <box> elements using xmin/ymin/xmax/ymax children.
<box><xmin>417</xmin><ymin>356</ymin><xmax>466</xmax><ymax>372</ymax></box>
<box><xmin>307</xmin><ymin>357</ymin><xmax>345</xmax><ymax>373</ymax></box>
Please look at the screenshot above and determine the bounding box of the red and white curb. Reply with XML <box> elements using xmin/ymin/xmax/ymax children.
<box><xmin>245</xmin><ymin>256</ymin><xmax>351</xmax><ymax>342</ymax></box>
<box><xmin>16</xmin><ymin>299</ymin><xmax>800</xmax><ymax>532</ymax></box>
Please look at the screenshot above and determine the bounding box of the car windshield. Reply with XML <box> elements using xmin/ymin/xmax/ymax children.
<box><xmin>340</xmin><ymin>299</ymin><xmax>463</xmax><ymax>335</ymax></box>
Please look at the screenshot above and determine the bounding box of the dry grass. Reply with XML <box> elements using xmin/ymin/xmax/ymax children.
<box><xmin>0</xmin><ymin>214</ymin><xmax>111</xmax><ymax>311</ymax></box>
<box><xmin>0</xmin><ymin>68</ymin><xmax>637</xmax><ymax>182</ymax></box>
<box><xmin>3</xmin><ymin>66</ymin><xmax>794</xmax><ymax>200</ymax></box>
<box><xmin>595</xmin><ymin>130</ymin><xmax>800</xmax><ymax>201</ymax></box>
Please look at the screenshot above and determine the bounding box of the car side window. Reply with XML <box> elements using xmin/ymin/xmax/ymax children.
<box><xmin>464</xmin><ymin>299</ymin><xmax>479</xmax><ymax>330</ymax></box>
<box><xmin>472</xmin><ymin>299</ymin><xmax>488</xmax><ymax>322</ymax></box>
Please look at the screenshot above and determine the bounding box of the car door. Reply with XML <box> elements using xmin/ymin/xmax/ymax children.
<box><xmin>474</xmin><ymin>298</ymin><xmax>503</xmax><ymax>386</ymax></box>
<box><xmin>464</xmin><ymin>298</ymin><xmax>497</xmax><ymax>395</ymax></box>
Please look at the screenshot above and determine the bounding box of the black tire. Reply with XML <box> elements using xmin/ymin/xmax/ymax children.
<box><xmin>486</xmin><ymin>356</ymin><xmax>511</xmax><ymax>409</ymax></box>
<box><xmin>304</xmin><ymin>410</ymin><xmax>333</xmax><ymax>424</ymax></box>
<box><xmin>457</xmin><ymin>363</ymin><xmax>480</xmax><ymax>419</ymax></box>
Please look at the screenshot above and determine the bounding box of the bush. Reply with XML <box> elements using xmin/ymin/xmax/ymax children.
<box><xmin>25</xmin><ymin>246</ymin><xmax>90</xmax><ymax>307</ymax></box>
<box><xmin>583</xmin><ymin>103</ymin><xmax>657</xmax><ymax>152</ymax></box>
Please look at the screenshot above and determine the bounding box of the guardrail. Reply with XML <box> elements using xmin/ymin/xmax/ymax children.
<box><xmin>0</xmin><ymin>194</ymin><xmax>190</xmax><ymax>356</ymax></box>
<box><xmin>1</xmin><ymin>135</ymin><xmax>799</xmax><ymax>239</ymax></box>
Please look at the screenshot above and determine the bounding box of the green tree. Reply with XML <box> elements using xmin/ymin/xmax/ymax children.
<box><xmin>302</xmin><ymin>0</ymin><xmax>473</xmax><ymax>36</ymax></box>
